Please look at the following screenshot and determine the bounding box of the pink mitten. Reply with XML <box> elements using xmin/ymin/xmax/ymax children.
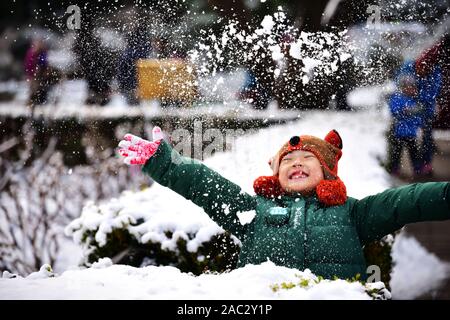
<box><xmin>118</xmin><ymin>126</ymin><xmax>164</xmax><ymax>165</ymax></box>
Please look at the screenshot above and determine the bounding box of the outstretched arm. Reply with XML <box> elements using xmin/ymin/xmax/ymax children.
<box><xmin>351</xmin><ymin>182</ymin><xmax>450</xmax><ymax>245</ymax></box>
<box><xmin>118</xmin><ymin>127</ymin><xmax>257</xmax><ymax>239</ymax></box>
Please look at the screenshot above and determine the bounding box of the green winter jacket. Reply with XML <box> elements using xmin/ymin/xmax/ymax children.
<box><xmin>143</xmin><ymin>140</ymin><xmax>450</xmax><ymax>280</ymax></box>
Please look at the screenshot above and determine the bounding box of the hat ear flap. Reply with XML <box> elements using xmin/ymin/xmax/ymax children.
<box><xmin>316</xmin><ymin>177</ymin><xmax>347</xmax><ymax>206</ymax></box>
<box><xmin>325</xmin><ymin>129</ymin><xmax>343</xmax><ymax>150</ymax></box>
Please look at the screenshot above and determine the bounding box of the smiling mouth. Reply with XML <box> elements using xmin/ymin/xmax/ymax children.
<box><xmin>288</xmin><ymin>170</ymin><xmax>309</xmax><ymax>180</ymax></box>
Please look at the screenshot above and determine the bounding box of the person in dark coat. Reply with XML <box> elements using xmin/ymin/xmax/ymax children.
<box><xmin>117</xmin><ymin>24</ymin><xmax>152</xmax><ymax>105</ymax></box>
<box><xmin>416</xmin><ymin>34</ymin><xmax>450</xmax><ymax>130</ymax></box>
<box><xmin>73</xmin><ymin>23</ymin><xmax>115</xmax><ymax>106</ymax></box>
<box><xmin>393</xmin><ymin>60</ymin><xmax>441</xmax><ymax>176</ymax></box>
<box><xmin>24</xmin><ymin>38</ymin><xmax>59</xmax><ymax>106</ymax></box>
<box><xmin>387</xmin><ymin>74</ymin><xmax>423</xmax><ymax>176</ymax></box>
<box><xmin>415</xmin><ymin>34</ymin><xmax>449</xmax><ymax>176</ymax></box>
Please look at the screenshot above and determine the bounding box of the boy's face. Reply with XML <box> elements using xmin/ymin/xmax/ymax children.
<box><xmin>278</xmin><ymin>150</ymin><xmax>324</xmax><ymax>195</ymax></box>
<box><xmin>401</xmin><ymin>83</ymin><xmax>418</xmax><ymax>97</ymax></box>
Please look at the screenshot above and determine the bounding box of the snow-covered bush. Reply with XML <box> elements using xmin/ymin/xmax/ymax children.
<box><xmin>0</xmin><ymin>136</ymin><xmax>67</xmax><ymax>275</ymax></box>
<box><xmin>363</xmin><ymin>234</ymin><xmax>395</xmax><ymax>289</ymax></box>
<box><xmin>65</xmin><ymin>189</ymin><xmax>241</xmax><ymax>274</ymax></box>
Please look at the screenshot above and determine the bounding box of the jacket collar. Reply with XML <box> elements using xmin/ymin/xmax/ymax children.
<box><xmin>278</xmin><ymin>193</ymin><xmax>320</xmax><ymax>207</ymax></box>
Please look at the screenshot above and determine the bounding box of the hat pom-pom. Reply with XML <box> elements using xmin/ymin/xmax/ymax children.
<box><xmin>316</xmin><ymin>178</ymin><xmax>347</xmax><ymax>206</ymax></box>
<box><xmin>253</xmin><ymin>176</ymin><xmax>284</xmax><ymax>198</ymax></box>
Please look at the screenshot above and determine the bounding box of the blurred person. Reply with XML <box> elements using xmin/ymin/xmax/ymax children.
<box><xmin>24</xmin><ymin>38</ymin><xmax>59</xmax><ymax>106</ymax></box>
<box><xmin>151</xmin><ymin>35</ymin><xmax>172</xmax><ymax>59</ymax></box>
<box><xmin>273</xmin><ymin>33</ymin><xmax>304</xmax><ymax>110</ymax></box>
<box><xmin>150</xmin><ymin>35</ymin><xmax>191</xmax><ymax>108</ymax></box>
<box><xmin>238</xmin><ymin>69</ymin><xmax>273</xmax><ymax>110</ymax></box>
<box><xmin>386</xmin><ymin>74</ymin><xmax>424</xmax><ymax>177</ymax></box>
<box><xmin>117</xmin><ymin>24</ymin><xmax>152</xmax><ymax>106</ymax></box>
<box><xmin>393</xmin><ymin>60</ymin><xmax>441</xmax><ymax>176</ymax></box>
<box><xmin>73</xmin><ymin>23</ymin><xmax>115</xmax><ymax>106</ymax></box>
<box><xmin>238</xmin><ymin>36</ymin><xmax>276</xmax><ymax>110</ymax></box>
<box><xmin>416</xmin><ymin>34</ymin><xmax>449</xmax><ymax>174</ymax></box>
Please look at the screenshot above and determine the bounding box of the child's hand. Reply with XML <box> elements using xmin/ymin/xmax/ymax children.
<box><xmin>118</xmin><ymin>126</ymin><xmax>164</xmax><ymax>165</ymax></box>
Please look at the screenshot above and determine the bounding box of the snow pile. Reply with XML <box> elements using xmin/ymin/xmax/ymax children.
<box><xmin>390</xmin><ymin>234</ymin><xmax>450</xmax><ymax>299</ymax></box>
<box><xmin>0</xmin><ymin>261</ymin><xmax>389</xmax><ymax>300</ymax></box>
<box><xmin>24</xmin><ymin>264</ymin><xmax>56</xmax><ymax>280</ymax></box>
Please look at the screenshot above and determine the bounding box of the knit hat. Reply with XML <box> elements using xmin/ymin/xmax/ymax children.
<box><xmin>253</xmin><ymin>130</ymin><xmax>347</xmax><ymax>206</ymax></box>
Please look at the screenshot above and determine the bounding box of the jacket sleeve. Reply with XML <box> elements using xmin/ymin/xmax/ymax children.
<box><xmin>141</xmin><ymin>140</ymin><xmax>257</xmax><ymax>239</ymax></box>
<box><xmin>351</xmin><ymin>182</ymin><xmax>450</xmax><ymax>245</ymax></box>
<box><xmin>389</xmin><ymin>94</ymin><xmax>406</xmax><ymax>120</ymax></box>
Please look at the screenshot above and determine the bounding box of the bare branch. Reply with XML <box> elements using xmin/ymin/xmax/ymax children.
<box><xmin>0</xmin><ymin>137</ymin><xmax>19</xmax><ymax>154</ymax></box>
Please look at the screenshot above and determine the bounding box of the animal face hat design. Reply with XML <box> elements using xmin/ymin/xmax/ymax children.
<box><xmin>253</xmin><ymin>130</ymin><xmax>347</xmax><ymax>206</ymax></box>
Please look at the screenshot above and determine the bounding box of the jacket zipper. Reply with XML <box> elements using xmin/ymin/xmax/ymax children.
<box><xmin>303</xmin><ymin>199</ymin><xmax>308</xmax><ymax>268</ymax></box>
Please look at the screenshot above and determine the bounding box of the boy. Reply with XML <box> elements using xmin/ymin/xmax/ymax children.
<box><xmin>118</xmin><ymin>127</ymin><xmax>450</xmax><ymax>280</ymax></box>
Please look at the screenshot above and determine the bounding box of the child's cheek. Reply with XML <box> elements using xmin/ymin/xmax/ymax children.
<box><xmin>278</xmin><ymin>170</ymin><xmax>290</xmax><ymax>190</ymax></box>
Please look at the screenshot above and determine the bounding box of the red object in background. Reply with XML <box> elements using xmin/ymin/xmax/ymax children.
<box><xmin>416</xmin><ymin>36</ymin><xmax>450</xmax><ymax>129</ymax></box>
<box><xmin>24</xmin><ymin>41</ymin><xmax>48</xmax><ymax>79</ymax></box>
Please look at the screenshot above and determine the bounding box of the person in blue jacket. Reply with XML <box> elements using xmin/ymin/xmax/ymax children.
<box><xmin>395</xmin><ymin>60</ymin><xmax>442</xmax><ymax>175</ymax></box>
<box><xmin>387</xmin><ymin>74</ymin><xmax>424</xmax><ymax>176</ymax></box>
